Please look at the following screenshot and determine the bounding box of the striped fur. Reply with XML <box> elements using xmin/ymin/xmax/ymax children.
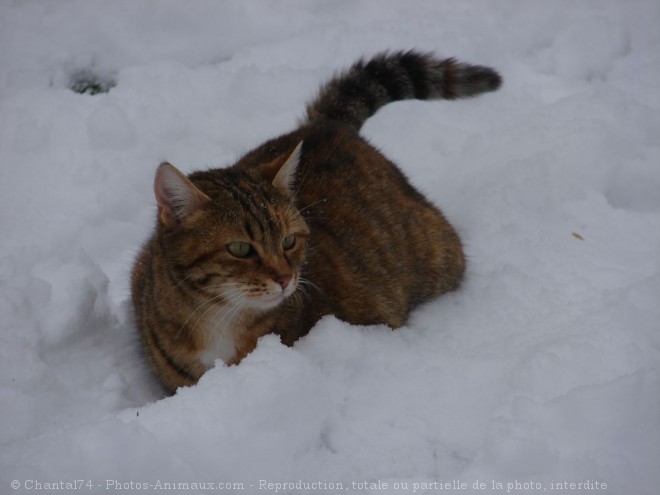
<box><xmin>303</xmin><ymin>50</ymin><xmax>501</xmax><ymax>130</ymax></box>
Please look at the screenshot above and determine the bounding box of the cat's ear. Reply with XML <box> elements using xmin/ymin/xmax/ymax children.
<box><xmin>154</xmin><ymin>162</ymin><xmax>210</xmax><ymax>228</ymax></box>
<box><xmin>272</xmin><ymin>141</ymin><xmax>303</xmax><ymax>198</ymax></box>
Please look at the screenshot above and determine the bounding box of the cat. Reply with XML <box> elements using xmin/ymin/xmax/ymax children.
<box><xmin>132</xmin><ymin>50</ymin><xmax>502</xmax><ymax>393</ymax></box>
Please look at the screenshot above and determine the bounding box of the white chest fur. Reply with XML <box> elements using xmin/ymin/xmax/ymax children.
<box><xmin>198</xmin><ymin>332</ymin><xmax>236</xmax><ymax>368</ymax></box>
<box><xmin>196</xmin><ymin>308</ymin><xmax>240</xmax><ymax>368</ymax></box>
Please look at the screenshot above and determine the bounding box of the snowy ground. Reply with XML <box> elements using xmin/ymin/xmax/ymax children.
<box><xmin>1</xmin><ymin>1</ymin><xmax>659</xmax><ymax>494</ymax></box>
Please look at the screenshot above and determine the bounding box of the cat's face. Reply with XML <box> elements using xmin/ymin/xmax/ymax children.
<box><xmin>175</xmin><ymin>196</ymin><xmax>308</xmax><ymax>311</ymax></box>
<box><xmin>154</xmin><ymin>143</ymin><xmax>309</xmax><ymax>312</ymax></box>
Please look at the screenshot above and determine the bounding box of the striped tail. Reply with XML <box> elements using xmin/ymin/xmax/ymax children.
<box><xmin>302</xmin><ymin>50</ymin><xmax>502</xmax><ymax>131</ymax></box>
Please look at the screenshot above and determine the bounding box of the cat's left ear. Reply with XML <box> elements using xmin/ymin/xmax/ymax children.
<box><xmin>272</xmin><ymin>141</ymin><xmax>303</xmax><ymax>198</ymax></box>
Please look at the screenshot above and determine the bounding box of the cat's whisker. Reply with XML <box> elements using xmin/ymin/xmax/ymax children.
<box><xmin>194</xmin><ymin>281</ymin><xmax>243</xmax><ymax>294</ymax></box>
<box><xmin>298</xmin><ymin>276</ymin><xmax>320</xmax><ymax>294</ymax></box>
<box><xmin>170</xmin><ymin>273</ymin><xmax>198</xmax><ymax>292</ymax></box>
<box><xmin>293</xmin><ymin>280</ymin><xmax>311</xmax><ymax>302</ymax></box>
<box><xmin>189</xmin><ymin>289</ymin><xmax>247</xmax><ymax>335</ymax></box>
<box><xmin>291</xmin><ymin>286</ymin><xmax>306</xmax><ymax>307</ymax></box>
<box><xmin>296</xmin><ymin>198</ymin><xmax>326</xmax><ymax>215</ymax></box>
<box><xmin>208</xmin><ymin>293</ymin><xmax>250</xmax><ymax>338</ymax></box>
<box><xmin>176</xmin><ymin>286</ymin><xmax>247</xmax><ymax>337</ymax></box>
<box><xmin>177</xmin><ymin>293</ymin><xmax>226</xmax><ymax>338</ymax></box>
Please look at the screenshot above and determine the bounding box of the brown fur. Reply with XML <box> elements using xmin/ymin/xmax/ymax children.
<box><xmin>132</xmin><ymin>50</ymin><xmax>501</xmax><ymax>393</ymax></box>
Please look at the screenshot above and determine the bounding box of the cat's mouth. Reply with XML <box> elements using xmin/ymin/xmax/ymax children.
<box><xmin>243</xmin><ymin>276</ymin><xmax>297</xmax><ymax>310</ymax></box>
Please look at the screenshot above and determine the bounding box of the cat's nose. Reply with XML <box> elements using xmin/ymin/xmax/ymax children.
<box><xmin>274</xmin><ymin>274</ymin><xmax>292</xmax><ymax>290</ymax></box>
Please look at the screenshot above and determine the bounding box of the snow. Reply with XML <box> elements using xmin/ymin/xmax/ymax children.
<box><xmin>1</xmin><ymin>1</ymin><xmax>659</xmax><ymax>494</ymax></box>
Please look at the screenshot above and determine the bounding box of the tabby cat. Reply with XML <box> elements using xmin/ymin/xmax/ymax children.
<box><xmin>132</xmin><ymin>50</ymin><xmax>501</xmax><ymax>393</ymax></box>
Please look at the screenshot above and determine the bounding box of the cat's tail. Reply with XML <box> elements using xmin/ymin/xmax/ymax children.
<box><xmin>301</xmin><ymin>50</ymin><xmax>502</xmax><ymax>131</ymax></box>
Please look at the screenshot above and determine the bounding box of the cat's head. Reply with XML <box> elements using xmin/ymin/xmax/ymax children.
<box><xmin>153</xmin><ymin>142</ymin><xmax>309</xmax><ymax>312</ymax></box>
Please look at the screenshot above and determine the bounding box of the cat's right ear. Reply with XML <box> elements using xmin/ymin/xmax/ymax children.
<box><xmin>154</xmin><ymin>163</ymin><xmax>210</xmax><ymax>228</ymax></box>
<box><xmin>272</xmin><ymin>141</ymin><xmax>303</xmax><ymax>198</ymax></box>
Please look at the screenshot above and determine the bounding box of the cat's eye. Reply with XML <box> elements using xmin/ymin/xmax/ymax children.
<box><xmin>227</xmin><ymin>241</ymin><xmax>252</xmax><ymax>258</ymax></box>
<box><xmin>281</xmin><ymin>234</ymin><xmax>296</xmax><ymax>250</ymax></box>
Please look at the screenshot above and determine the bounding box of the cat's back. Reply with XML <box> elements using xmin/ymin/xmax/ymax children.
<box><xmin>235</xmin><ymin>122</ymin><xmax>427</xmax><ymax>201</ymax></box>
<box><xmin>235</xmin><ymin>123</ymin><xmax>464</xmax><ymax>331</ymax></box>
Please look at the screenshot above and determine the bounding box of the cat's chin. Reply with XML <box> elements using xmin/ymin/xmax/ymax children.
<box><xmin>249</xmin><ymin>293</ymin><xmax>287</xmax><ymax>311</ymax></box>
